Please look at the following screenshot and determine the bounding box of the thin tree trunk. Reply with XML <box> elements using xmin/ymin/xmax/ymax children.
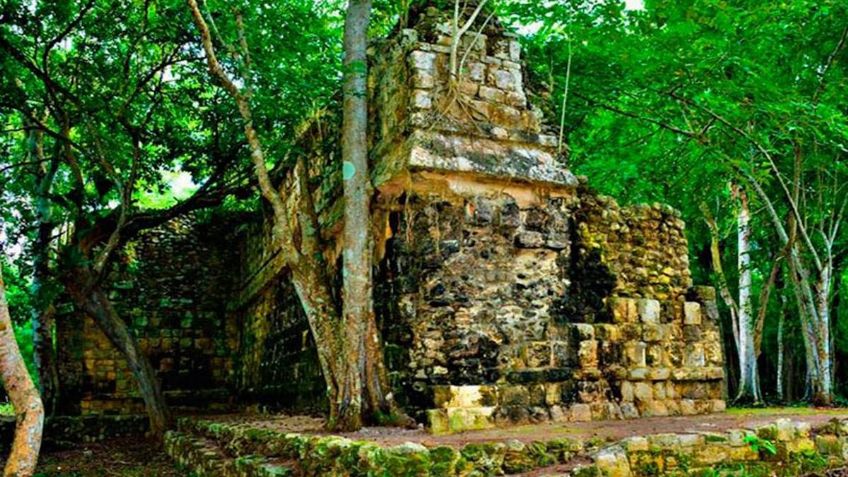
<box><xmin>64</xmin><ymin>266</ymin><xmax>170</xmax><ymax>437</ymax></box>
<box><xmin>734</xmin><ymin>185</ymin><xmax>761</xmax><ymax>403</ymax></box>
<box><xmin>776</xmin><ymin>278</ymin><xmax>787</xmax><ymax>402</ymax></box>
<box><xmin>0</xmin><ymin>267</ymin><xmax>44</xmax><ymax>477</ymax></box>
<box><xmin>28</xmin><ymin>127</ymin><xmax>59</xmax><ymax>416</ymax></box>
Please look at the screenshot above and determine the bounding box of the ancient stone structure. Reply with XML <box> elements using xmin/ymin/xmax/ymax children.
<box><xmin>57</xmin><ymin>2</ymin><xmax>725</xmax><ymax>433</ymax></box>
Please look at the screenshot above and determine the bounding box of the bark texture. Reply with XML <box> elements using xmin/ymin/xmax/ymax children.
<box><xmin>0</xmin><ymin>268</ymin><xmax>45</xmax><ymax>477</ymax></box>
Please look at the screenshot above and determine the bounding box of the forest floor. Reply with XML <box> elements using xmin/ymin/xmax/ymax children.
<box><xmin>21</xmin><ymin>407</ymin><xmax>848</xmax><ymax>476</ymax></box>
<box><xmin>33</xmin><ymin>436</ymin><xmax>180</xmax><ymax>477</ymax></box>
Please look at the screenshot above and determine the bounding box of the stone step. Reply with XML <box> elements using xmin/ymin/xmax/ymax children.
<box><xmin>164</xmin><ymin>430</ymin><xmax>294</xmax><ymax>477</ymax></box>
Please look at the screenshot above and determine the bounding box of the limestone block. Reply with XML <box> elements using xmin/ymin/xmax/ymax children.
<box><xmin>593</xmin><ymin>445</ymin><xmax>632</xmax><ymax>477</ymax></box>
<box><xmin>595</xmin><ymin>324</ymin><xmax>621</xmax><ymax>342</ymax></box>
<box><xmin>488</xmin><ymin>68</ymin><xmax>517</xmax><ymax>91</ymax></box>
<box><xmin>648</xmin><ymin>434</ymin><xmax>681</xmax><ymax>448</ymax></box>
<box><xmin>728</xmin><ymin>445</ymin><xmax>759</xmax><ymax>461</ymax></box>
<box><xmin>570</xmin><ymin>404</ymin><xmax>592</xmax><ymax>422</ymax></box>
<box><xmin>413</xmin><ymin>70</ymin><xmax>435</xmax><ymax>89</ymax></box>
<box><xmin>620</xmin><ymin>403</ymin><xmax>640</xmax><ymax>419</ymax></box>
<box><xmin>653</xmin><ymin>382</ymin><xmax>667</xmax><ymax>400</ymax></box>
<box><xmin>637</xmin><ymin>299</ymin><xmax>661</xmax><ymax>324</ymax></box>
<box><xmin>622</xmin><ymin>436</ymin><xmax>649</xmax><ymax>453</ymax></box>
<box><xmin>624</xmin><ymin>342</ymin><xmax>647</xmax><ymax>367</ymax></box>
<box><xmin>693</xmin><ymin>445</ymin><xmax>729</xmax><ymax>466</ymax></box>
<box><xmin>640</xmin><ymin>400</ymin><xmax>669</xmax><ymax>417</ymax></box>
<box><xmin>545</xmin><ymin>383</ymin><xmax>562</xmax><ymax>406</ymax></box>
<box><xmin>479</xmin><ymin>85</ymin><xmax>507</xmax><ymax>103</ymax></box>
<box><xmin>680</xmin><ymin>399</ymin><xmax>697</xmax><ymax>416</ymax></box>
<box><xmin>429</xmin><ymin>407</ymin><xmax>496</xmax><ymax>435</ymax></box>
<box><xmin>634</xmin><ymin>382</ymin><xmax>653</xmax><ymax>402</ymax></box>
<box><xmin>433</xmin><ymin>385</ymin><xmax>497</xmax><ymax>408</ymax></box>
<box><xmin>620</xmin><ymin>381</ymin><xmax>635</xmax><ymax>402</ymax></box>
<box><xmin>684</xmin><ymin>302</ymin><xmax>702</xmax><ymax>325</ymax></box>
<box><xmin>505</xmin><ymin>91</ymin><xmax>527</xmax><ymax>107</ymax></box>
<box><xmin>410</xmin><ymin>50</ymin><xmax>437</xmax><ymax>73</ymax></box>
<box><xmin>611</xmin><ymin>298</ymin><xmax>638</xmax><ymax>323</ymax></box>
<box><xmin>509</xmin><ymin>40</ymin><xmax>522</xmax><ymax>61</ymax></box>
<box><xmin>684</xmin><ymin>343</ymin><xmax>706</xmax><ymax>367</ymax></box>
<box><xmin>648</xmin><ymin>367</ymin><xmax>670</xmax><ymax>381</ymax></box>
<box><xmin>682</xmin><ymin>325</ymin><xmax>702</xmax><ymax>342</ymax></box>
<box><xmin>467</xmin><ymin>62</ymin><xmax>486</xmax><ymax>81</ymax></box>
<box><xmin>642</xmin><ymin>324</ymin><xmax>668</xmax><ymax>342</ymax></box>
<box><xmin>499</xmin><ymin>385</ymin><xmax>530</xmax><ymax>406</ymax></box>
<box><xmin>412</xmin><ymin>90</ymin><xmax>432</xmax><ymax>109</ymax></box>
<box><xmin>679</xmin><ymin>434</ymin><xmax>705</xmax><ymax>448</ymax></box>
<box><xmin>710</xmin><ymin>399</ymin><xmax>726</xmax><ymax>413</ymax></box>
<box><xmin>629</xmin><ymin>367</ymin><xmax>649</xmax><ymax>380</ymax></box>
<box><xmin>727</xmin><ymin>429</ymin><xmax>747</xmax><ymax>447</ymax></box>
<box><xmin>620</xmin><ymin>324</ymin><xmax>642</xmax><ymax>341</ymax></box>
<box><xmin>578</xmin><ymin>340</ymin><xmax>599</xmax><ymax>368</ymax></box>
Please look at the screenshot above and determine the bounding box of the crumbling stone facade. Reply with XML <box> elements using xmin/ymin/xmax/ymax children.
<box><xmin>57</xmin><ymin>215</ymin><xmax>240</xmax><ymax>414</ymax></box>
<box><xmin>58</xmin><ymin>2</ymin><xmax>725</xmax><ymax>432</ymax></box>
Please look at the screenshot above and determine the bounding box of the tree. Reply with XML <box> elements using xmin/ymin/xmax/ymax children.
<box><xmin>0</xmin><ymin>266</ymin><xmax>44</xmax><ymax>477</ymax></box>
<box><xmin>187</xmin><ymin>0</ymin><xmax>411</xmax><ymax>430</ymax></box>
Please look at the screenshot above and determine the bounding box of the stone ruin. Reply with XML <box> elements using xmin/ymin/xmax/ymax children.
<box><xmin>56</xmin><ymin>3</ymin><xmax>726</xmax><ymax>433</ymax></box>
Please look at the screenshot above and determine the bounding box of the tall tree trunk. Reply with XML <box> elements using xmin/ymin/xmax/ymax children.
<box><xmin>28</xmin><ymin>126</ymin><xmax>59</xmax><ymax>416</ymax></box>
<box><xmin>63</xmin><ymin>265</ymin><xmax>170</xmax><ymax>438</ymax></box>
<box><xmin>0</xmin><ymin>267</ymin><xmax>44</xmax><ymax>477</ymax></box>
<box><xmin>341</xmin><ymin>0</ymin><xmax>373</xmax><ymax>429</ymax></box>
<box><xmin>341</xmin><ymin>0</ymin><xmax>404</xmax><ymax>425</ymax></box>
<box><xmin>734</xmin><ymin>185</ymin><xmax>761</xmax><ymax>403</ymax></box>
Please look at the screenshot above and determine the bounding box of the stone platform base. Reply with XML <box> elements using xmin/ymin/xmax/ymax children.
<box><xmin>165</xmin><ymin>416</ymin><xmax>848</xmax><ymax>476</ymax></box>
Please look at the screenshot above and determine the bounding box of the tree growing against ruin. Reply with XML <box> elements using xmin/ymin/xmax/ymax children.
<box><xmin>187</xmin><ymin>0</ymin><xmax>410</xmax><ymax>430</ymax></box>
<box><xmin>0</xmin><ymin>266</ymin><xmax>44</xmax><ymax>477</ymax></box>
<box><xmin>0</xmin><ymin>0</ymin><xmax>249</xmax><ymax>437</ymax></box>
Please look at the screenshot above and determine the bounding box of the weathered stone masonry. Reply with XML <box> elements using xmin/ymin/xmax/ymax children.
<box><xmin>58</xmin><ymin>3</ymin><xmax>725</xmax><ymax>431</ymax></box>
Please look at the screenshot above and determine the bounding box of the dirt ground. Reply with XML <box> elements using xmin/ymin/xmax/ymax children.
<box><xmin>31</xmin><ymin>437</ymin><xmax>180</xmax><ymax>477</ymax></box>
<box><xmin>212</xmin><ymin>407</ymin><xmax>848</xmax><ymax>448</ymax></box>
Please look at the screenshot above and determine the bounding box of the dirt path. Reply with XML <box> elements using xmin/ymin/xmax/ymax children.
<box><xmin>30</xmin><ymin>437</ymin><xmax>180</xmax><ymax>477</ymax></box>
<box><xmin>210</xmin><ymin>407</ymin><xmax>848</xmax><ymax>448</ymax></box>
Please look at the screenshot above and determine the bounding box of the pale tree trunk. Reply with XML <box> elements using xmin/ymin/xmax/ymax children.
<box><xmin>776</xmin><ymin>282</ymin><xmax>787</xmax><ymax>402</ymax></box>
<box><xmin>341</xmin><ymin>0</ymin><xmax>372</xmax><ymax>429</ymax></box>
<box><xmin>733</xmin><ymin>186</ymin><xmax>761</xmax><ymax>402</ymax></box>
<box><xmin>741</xmin><ymin>169</ymin><xmax>836</xmax><ymax>405</ymax></box>
<box><xmin>0</xmin><ymin>267</ymin><xmax>44</xmax><ymax>477</ymax></box>
<box><xmin>341</xmin><ymin>0</ymin><xmax>406</xmax><ymax>425</ymax></box>
<box><xmin>64</xmin><ymin>265</ymin><xmax>170</xmax><ymax>437</ymax></box>
<box><xmin>28</xmin><ymin>126</ymin><xmax>59</xmax><ymax>416</ymax></box>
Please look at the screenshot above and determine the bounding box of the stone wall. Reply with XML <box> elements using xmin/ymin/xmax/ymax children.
<box><xmin>57</xmin><ymin>215</ymin><xmax>240</xmax><ymax>414</ymax></box>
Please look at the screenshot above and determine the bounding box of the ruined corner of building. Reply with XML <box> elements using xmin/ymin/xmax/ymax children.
<box><xmin>57</xmin><ymin>1</ymin><xmax>726</xmax><ymax>434</ymax></box>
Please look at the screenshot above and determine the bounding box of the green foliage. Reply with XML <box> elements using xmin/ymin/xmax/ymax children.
<box><xmin>743</xmin><ymin>434</ymin><xmax>777</xmax><ymax>456</ymax></box>
<box><xmin>500</xmin><ymin>0</ymin><xmax>848</xmax><ymax>401</ymax></box>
